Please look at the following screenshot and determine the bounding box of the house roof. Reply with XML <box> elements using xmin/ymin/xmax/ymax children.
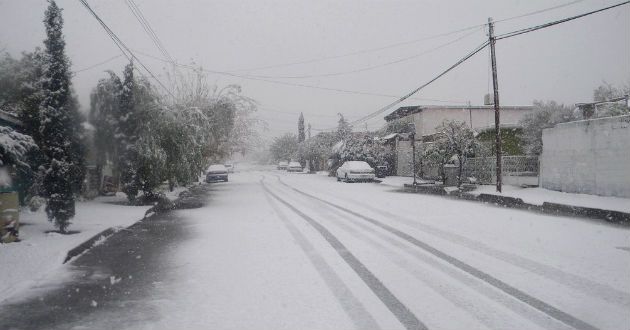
<box><xmin>384</xmin><ymin>104</ymin><xmax>533</xmax><ymax>122</ymax></box>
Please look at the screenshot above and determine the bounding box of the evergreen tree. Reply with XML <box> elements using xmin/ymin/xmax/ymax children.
<box><xmin>39</xmin><ymin>0</ymin><xmax>84</xmax><ymax>232</ymax></box>
<box><xmin>336</xmin><ymin>113</ymin><xmax>352</xmax><ymax>141</ymax></box>
<box><xmin>118</xmin><ymin>61</ymin><xmax>140</xmax><ymax>203</ymax></box>
<box><xmin>89</xmin><ymin>71</ymin><xmax>122</xmax><ymax>170</ymax></box>
<box><xmin>298</xmin><ymin>112</ymin><xmax>305</xmax><ymax>143</ymax></box>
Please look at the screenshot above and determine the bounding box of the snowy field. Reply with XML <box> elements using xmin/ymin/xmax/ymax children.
<box><xmin>0</xmin><ymin>193</ymin><xmax>157</xmax><ymax>303</ymax></box>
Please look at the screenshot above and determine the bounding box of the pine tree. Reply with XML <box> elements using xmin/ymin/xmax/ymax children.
<box><xmin>39</xmin><ymin>0</ymin><xmax>84</xmax><ymax>232</ymax></box>
<box><xmin>336</xmin><ymin>114</ymin><xmax>351</xmax><ymax>142</ymax></box>
<box><xmin>118</xmin><ymin>61</ymin><xmax>140</xmax><ymax>203</ymax></box>
<box><xmin>298</xmin><ymin>112</ymin><xmax>305</xmax><ymax>143</ymax></box>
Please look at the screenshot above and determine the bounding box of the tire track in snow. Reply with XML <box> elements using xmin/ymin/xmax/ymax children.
<box><xmin>274</xmin><ymin>177</ymin><xmax>600</xmax><ymax>330</ymax></box>
<box><xmin>261</xmin><ymin>179</ymin><xmax>428</xmax><ymax>330</ymax></box>
<box><xmin>313</xmin><ymin>201</ymin><xmax>574</xmax><ymax>330</ymax></box>
<box><xmin>262</xmin><ymin>186</ymin><xmax>383</xmax><ymax>330</ymax></box>
<box><xmin>308</xmin><ymin>185</ymin><xmax>630</xmax><ymax>310</ymax></box>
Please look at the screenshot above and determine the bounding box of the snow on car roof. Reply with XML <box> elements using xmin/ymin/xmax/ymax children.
<box><xmin>207</xmin><ymin>164</ymin><xmax>227</xmax><ymax>171</ymax></box>
<box><xmin>288</xmin><ymin>161</ymin><xmax>301</xmax><ymax>166</ymax></box>
<box><xmin>344</xmin><ymin>161</ymin><xmax>372</xmax><ymax>169</ymax></box>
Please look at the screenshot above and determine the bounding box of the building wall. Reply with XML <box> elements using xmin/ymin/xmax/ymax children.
<box><xmin>396</xmin><ymin>139</ymin><xmax>413</xmax><ymax>177</ymax></box>
<box><xmin>415</xmin><ymin>106</ymin><xmax>532</xmax><ymax>136</ymax></box>
<box><xmin>540</xmin><ymin>115</ymin><xmax>630</xmax><ymax>198</ymax></box>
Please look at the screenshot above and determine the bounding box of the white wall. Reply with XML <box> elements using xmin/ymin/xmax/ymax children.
<box><xmin>540</xmin><ymin>115</ymin><xmax>630</xmax><ymax>198</ymax></box>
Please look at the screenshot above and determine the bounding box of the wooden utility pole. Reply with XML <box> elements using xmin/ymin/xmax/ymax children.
<box><xmin>488</xmin><ymin>17</ymin><xmax>502</xmax><ymax>193</ymax></box>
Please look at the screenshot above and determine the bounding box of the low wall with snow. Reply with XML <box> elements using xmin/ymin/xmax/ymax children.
<box><xmin>540</xmin><ymin>115</ymin><xmax>630</xmax><ymax>198</ymax></box>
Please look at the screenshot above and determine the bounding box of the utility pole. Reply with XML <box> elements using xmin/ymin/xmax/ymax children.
<box><xmin>409</xmin><ymin>123</ymin><xmax>417</xmax><ymax>185</ymax></box>
<box><xmin>488</xmin><ymin>17</ymin><xmax>502</xmax><ymax>193</ymax></box>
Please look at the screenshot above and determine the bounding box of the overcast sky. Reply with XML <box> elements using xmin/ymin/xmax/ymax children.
<box><xmin>0</xmin><ymin>0</ymin><xmax>628</xmax><ymax>138</ymax></box>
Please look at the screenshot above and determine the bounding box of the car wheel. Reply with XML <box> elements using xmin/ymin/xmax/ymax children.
<box><xmin>337</xmin><ymin>176</ymin><xmax>340</xmax><ymax>182</ymax></box>
<box><xmin>344</xmin><ymin>174</ymin><xmax>349</xmax><ymax>183</ymax></box>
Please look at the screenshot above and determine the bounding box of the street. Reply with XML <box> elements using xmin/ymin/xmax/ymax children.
<box><xmin>1</xmin><ymin>170</ymin><xmax>629</xmax><ymax>330</ymax></box>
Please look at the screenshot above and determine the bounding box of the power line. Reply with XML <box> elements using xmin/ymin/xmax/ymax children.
<box><xmin>77</xmin><ymin>0</ymin><xmax>175</xmax><ymax>98</ymax></box>
<box><xmin>133</xmin><ymin>49</ymin><xmax>469</xmax><ymax>104</ymax></box>
<box><xmin>494</xmin><ymin>0</ymin><xmax>587</xmax><ymax>24</ymax></box>
<box><xmin>496</xmin><ymin>1</ymin><xmax>630</xmax><ymax>40</ymax></box>
<box><xmin>226</xmin><ymin>0</ymin><xmax>587</xmax><ymax>74</ymax></box>
<box><xmin>314</xmin><ymin>40</ymin><xmax>491</xmax><ymax>131</ymax></box>
<box><xmin>124</xmin><ymin>0</ymin><xmax>175</xmax><ymax>64</ymax></box>
<box><xmin>74</xmin><ymin>54</ymin><xmax>123</xmax><ymax>74</ymax></box>
<box><xmin>244</xmin><ymin>28</ymin><xmax>482</xmax><ymax>80</ymax></box>
<box><xmin>312</xmin><ymin>1</ymin><xmax>629</xmax><ymax>132</ymax></box>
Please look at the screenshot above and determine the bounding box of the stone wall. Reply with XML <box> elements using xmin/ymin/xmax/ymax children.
<box><xmin>540</xmin><ymin>115</ymin><xmax>630</xmax><ymax>198</ymax></box>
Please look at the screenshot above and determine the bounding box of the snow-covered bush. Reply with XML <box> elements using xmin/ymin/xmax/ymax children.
<box><xmin>0</xmin><ymin>126</ymin><xmax>38</xmax><ymax>169</ymax></box>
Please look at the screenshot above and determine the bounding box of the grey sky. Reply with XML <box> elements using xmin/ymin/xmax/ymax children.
<box><xmin>0</xmin><ymin>0</ymin><xmax>628</xmax><ymax>138</ymax></box>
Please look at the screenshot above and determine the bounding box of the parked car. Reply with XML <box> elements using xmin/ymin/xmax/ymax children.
<box><xmin>287</xmin><ymin>161</ymin><xmax>303</xmax><ymax>172</ymax></box>
<box><xmin>224</xmin><ymin>163</ymin><xmax>234</xmax><ymax>173</ymax></box>
<box><xmin>277</xmin><ymin>161</ymin><xmax>288</xmax><ymax>170</ymax></box>
<box><xmin>336</xmin><ymin>161</ymin><xmax>375</xmax><ymax>182</ymax></box>
<box><xmin>206</xmin><ymin>164</ymin><xmax>228</xmax><ymax>182</ymax></box>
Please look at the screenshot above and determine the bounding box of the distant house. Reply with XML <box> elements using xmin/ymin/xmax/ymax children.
<box><xmin>384</xmin><ymin>104</ymin><xmax>533</xmax><ymax>138</ymax></box>
<box><xmin>383</xmin><ymin>104</ymin><xmax>533</xmax><ymax>176</ymax></box>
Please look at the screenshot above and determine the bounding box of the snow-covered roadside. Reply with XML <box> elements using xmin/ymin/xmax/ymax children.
<box><xmin>0</xmin><ymin>193</ymin><xmax>152</xmax><ymax>303</ymax></box>
<box><xmin>470</xmin><ymin>185</ymin><xmax>630</xmax><ymax>213</ymax></box>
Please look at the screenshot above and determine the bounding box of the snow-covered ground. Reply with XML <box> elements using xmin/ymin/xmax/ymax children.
<box><xmin>127</xmin><ymin>170</ymin><xmax>629</xmax><ymax>330</ymax></box>
<box><xmin>380</xmin><ymin>175</ymin><xmax>630</xmax><ymax>213</ymax></box>
<box><xmin>471</xmin><ymin>184</ymin><xmax>630</xmax><ymax>213</ymax></box>
<box><xmin>2</xmin><ymin>170</ymin><xmax>629</xmax><ymax>329</ymax></box>
<box><xmin>0</xmin><ymin>189</ymin><xmax>186</xmax><ymax>303</ymax></box>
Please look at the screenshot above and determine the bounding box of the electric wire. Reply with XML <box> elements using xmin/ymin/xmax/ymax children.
<box><xmin>226</xmin><ymin>0</ymin><xmax>588</xmax><ymax>73</ymax></box>
<box><xmin>313</xmin><ymin>40</ymin><xmax>491</xmax><ymax>131</ymax></box>
<box><xmin>244</xmin><ymin>28</ymin><xmax>483</xmax><ymax>79</ymax></box>
<box><xmin>125</xmin><ymin>0</ymin><xmax>175</xmax><ymax>64</ymax></box>
<box><xmin>496</xmin><ymin>1</ymin><xmax>630</xmax><ymax>40</ymax></box>
<box><xmin>77</xmin><ymin>0</ymin><xmax>175</xmax><ymax>98</ymax></box>
<box><xmin>74</xmin><ymin>54</ymin><xmax>123</xmax><ymax>74</ymax></box>
<box><xmin>132</xmin><ymin>48</ymin><xmax>469</xmax><ymax>104</ymax></box>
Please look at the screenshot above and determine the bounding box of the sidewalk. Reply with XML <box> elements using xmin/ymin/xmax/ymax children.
<box><xmin>0</xmin><ymin>186</ymin><xmax>188</xmax><ymax>304</ymax></box>
<box><xmin>384</xmin><ymin>176</ymin><xmax>630</xmax><ymax>224</ymax></box>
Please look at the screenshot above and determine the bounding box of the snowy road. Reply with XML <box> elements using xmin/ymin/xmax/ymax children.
<box><xmin>2</xmin><ymin>170</ymin><xmax>629</xmax><ymax>330</ymax></box>
<box><xmin>141</xmin><ymin>170</ymin><xmax>630</xmax><ymax>330</ymax></box>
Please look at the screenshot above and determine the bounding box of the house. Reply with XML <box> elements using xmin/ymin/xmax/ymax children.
<box><xmin>383</xmin><ymin>103</ymin><xmax>533</xmax><ymax>176</ymax></box>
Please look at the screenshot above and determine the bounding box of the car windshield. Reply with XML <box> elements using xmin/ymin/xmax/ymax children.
<box><xmin>1</xmin><ymin>1</ymin><xmax>628</xmax><ymax>330</ymax></box>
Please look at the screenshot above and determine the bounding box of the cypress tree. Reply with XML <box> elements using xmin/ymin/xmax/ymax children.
<box><xmin>298</xmin><ymin>112</ymin><xmax>305</xmax><ymax>143</ymax></box>
<box><xmin>39</xmin><ymin>0</ymin><xmax>84</xmax><ymax>232</ymax></box>
<box><xmin>118</xmin><ymin>61</ymin><xmax>140</xmax><ymax>203</ymax></box>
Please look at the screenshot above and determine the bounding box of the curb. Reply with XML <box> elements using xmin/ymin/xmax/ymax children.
<box><xmin>401</xmin><ymin>184</ymin><xmax>630</xmax><ymax>225</ymax></box>
<box><xmin>62</xmin><ymin>184</ymin><xmax>208</xmax><ymax>264</ymax></box>
<box><xmin>63</xmin><ymin>227</ymin><xmax>117</xmax><ymax>264</ymax></box>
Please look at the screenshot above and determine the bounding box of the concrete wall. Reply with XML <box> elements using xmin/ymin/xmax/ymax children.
<box><xmin>540</xmin><ymin>115</ymin><xmax>630</xmax><ymax>198</ymax></box>
<box><xmin>396</xmin><ymin>140</ymin><xmax>413</xmax><ymax>177</ymax></box>
<box><xmin>412</xmin><ymin>106</ymin><xmax>532</xmax><ymax>136</ymax></box>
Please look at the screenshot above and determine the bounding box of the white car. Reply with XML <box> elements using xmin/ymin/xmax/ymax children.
<box><xmin>206</xmin><ymin>164</ymin><xmax>228</xmax><ymax>182</ymax></box>
<box><xmin>224</xmin><ymin>163</ymin><xmax>234</xmax><ymax>173</ymax></box>
<box><xmin>277</xmin><ymin>161</ymin><xmax>288</xmax><ymax>170</ymax></box>
<box><xmin>336</xmin><ymin>161</ymin><xmax>375</xmax><ymax>182</ymax></box>
<box><xmin>287</xmin><ymin>161</ymin><xmax>303</xmax><ymax>172</ymax></box>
